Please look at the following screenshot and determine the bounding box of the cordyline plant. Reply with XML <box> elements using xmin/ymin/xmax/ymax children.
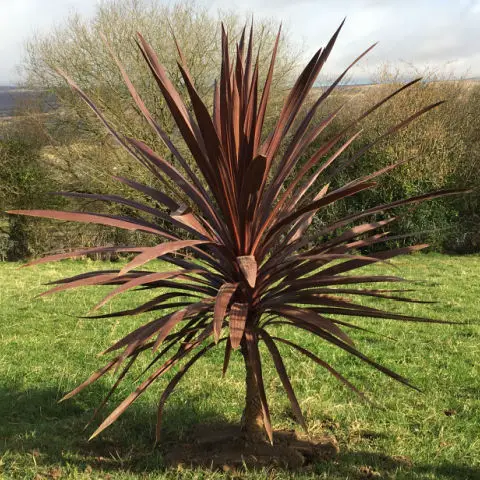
<box><xmin>9</xmin><ymin>21</ymin><xmax>465</xmax><ymax>445</ymax></box>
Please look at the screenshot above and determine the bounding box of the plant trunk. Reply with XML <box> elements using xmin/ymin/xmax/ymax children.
<box><xmin>240</xmin><ymin>341</ymin><xmax>267</xmax><ymax>444</ymax></box>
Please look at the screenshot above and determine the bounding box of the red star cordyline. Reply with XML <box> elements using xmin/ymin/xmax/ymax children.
<box><xmin>8</xmin><ymin>21</ymin><xmax>464</xmax><ymax>444</ymax></box>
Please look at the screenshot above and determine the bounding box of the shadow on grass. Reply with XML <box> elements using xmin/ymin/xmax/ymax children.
<box><xmin>0</xmin><ymin>383</ymin><xmax>227</xmax><ymax>473</ymax></box>
<box><xmin>1</xmin><ymin>385</ymin><xmax>479</xmax><ymax>479</ymax></box>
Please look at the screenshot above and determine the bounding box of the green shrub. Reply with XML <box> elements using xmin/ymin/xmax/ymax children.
<box><xmin>0</xmin><ymin>120</ymin><xmax>54</xmax><ymax>259</ymax></box>
<box><xmin>305</xmin><ymin>69</ymin><xmax>480</xmax><ymax>253</ymax></box>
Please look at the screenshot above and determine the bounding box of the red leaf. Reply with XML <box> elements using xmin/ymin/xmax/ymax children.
<box><xmin>259</xmin><ymin>329</ymin><xmax>307</xmax><ymax>431</ymax></box>
<box><xmin>229</xmin><ymin>303</ymin><xmax>248</xmax><ymax>349</ymax></box>
<box><xmin>237</xmin><ymin>255</ymin><xmax>257</xmax><ymax>287</ymax></box>
<box><xmin>7</xmin><ymin>210</ymin><xmax>164</xmax><ymax>235</ymax></box>
<box><xmin>92</xmin><ymin>270</ymin><xmax>202</xmax><ymax>311</ymax></box>
<box><xmin>213</xmin><ymin>283</ymin><xmax>238</xmax><ymax>343</ymax></box>
<box><xmin>119</xmin><ymin>240</ymin><xmax>209</xmax><ymax>275</ymax></box>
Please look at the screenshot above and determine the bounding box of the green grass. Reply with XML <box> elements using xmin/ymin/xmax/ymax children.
<box><xmin>0</xmin><ymin>254</ymin><xmax>479</xmax><ymax>479</ymax></box>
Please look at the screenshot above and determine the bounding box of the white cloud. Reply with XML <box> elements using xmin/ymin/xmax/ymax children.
<box><xmin>207</xmin><ymin>0</ymin><xmax>480</xmax><ymax>81</ymax></box>
<box><xmin>0</xmin><ymin>0</ymin><xmax>98</xmax><ymax>84</ymax></box>
<box><xmin>0</xmin><ymin>0</ymin><xmax>479</xmax><ymax>84</ymax></box>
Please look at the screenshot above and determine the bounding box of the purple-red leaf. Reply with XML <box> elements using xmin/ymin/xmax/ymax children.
<box><xmin>229</xmin><ymin>302</ymin><xmax>248</xmax><ymax>349</ymax></box>
<box><xmin>119</xmin><ymin>240</ymin><xmax>209</xmax><ymax>275</ymax></box>
<box><xmin>237</xmin><ymin>255</ymin><xmax>257</xmax><ymax>287</ymax></box>
<box><xmin>7</xmin><ymin>210</ymin><xmax>164</xmax><ymax>235</ymax></box>
<box><xmin>213</xmin><ymin>283</ymin><xmax>238</xmax><ymax>343</ymax></box>
<box><xmin>259</xmin><ymin>329</ymin><xmax>307</xmax><ymax>431</ymax></box>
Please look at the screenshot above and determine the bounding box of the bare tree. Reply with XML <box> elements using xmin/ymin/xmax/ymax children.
<box><xmin>22</xmin><ymin>0</ymin><xmax>301</xmax><ymax>151</ymax></box>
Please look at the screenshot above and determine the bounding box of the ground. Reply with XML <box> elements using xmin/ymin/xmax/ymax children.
<box><xmin>0</xmin><ymin>253</ymin><xmax>479</xmax><ymax>479</ymax></box>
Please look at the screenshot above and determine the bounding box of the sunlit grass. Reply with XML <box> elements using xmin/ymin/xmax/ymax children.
<box><xmin>1</xmin><ymin>254</ymin><xmax>479</xmax><ymax>479</ymax></box>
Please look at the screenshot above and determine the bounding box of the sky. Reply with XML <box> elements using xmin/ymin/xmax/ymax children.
<box><xmin>0</xmin><ymin>0</ymin><xmax>479</xmax><ymax>85</ymax></box>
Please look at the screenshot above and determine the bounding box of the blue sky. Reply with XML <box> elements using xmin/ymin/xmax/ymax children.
<box><xmin>0</xmin><ymin>0</ymin><xmax>479</xmax><ymax>84</ymax></box>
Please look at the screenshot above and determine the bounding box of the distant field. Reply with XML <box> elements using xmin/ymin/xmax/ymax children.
<box><xmin>0</xmin><ymin>254</ymin><xmax>479</xmax><ymax>479</ymax></box>
<box><xmin>2</xmin><ymin>79</ymin><xmax>479</xmax><ymax>117</ymax></box>
<box><xmin>0</xmin><ymin>87</ymin><xmax>56</xmax><ymax>117</ymax></box>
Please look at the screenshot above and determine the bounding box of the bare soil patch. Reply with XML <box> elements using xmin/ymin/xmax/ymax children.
<box><xmin>163</xmin><ymin>423</ymin><xmax>339</xmax><ymax>470</ymax></box>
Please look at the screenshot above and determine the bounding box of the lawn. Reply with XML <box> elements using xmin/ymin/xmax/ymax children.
<box><xmin>0</xmin><ymin>254</ymin><xmax>479</xmax><ymax>479</ymax></box>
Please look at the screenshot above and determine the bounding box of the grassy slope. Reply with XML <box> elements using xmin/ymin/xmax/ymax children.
<box><xmin>0</xmin><ymin>254</ymin><xmax>479</xmax><ymax>479</ymax></box>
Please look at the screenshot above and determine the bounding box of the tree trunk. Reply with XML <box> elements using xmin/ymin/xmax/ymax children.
<box><xmin>240</xmin><ymin>341</ymin><xmax>267</xmax><ymax>444</ymax></box>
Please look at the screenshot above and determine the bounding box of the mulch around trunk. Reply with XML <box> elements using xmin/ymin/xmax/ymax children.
<box><xmin>162</xmin><ymin>424</ymin><xmax>339</xmax><ymax>470</ymax></box>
